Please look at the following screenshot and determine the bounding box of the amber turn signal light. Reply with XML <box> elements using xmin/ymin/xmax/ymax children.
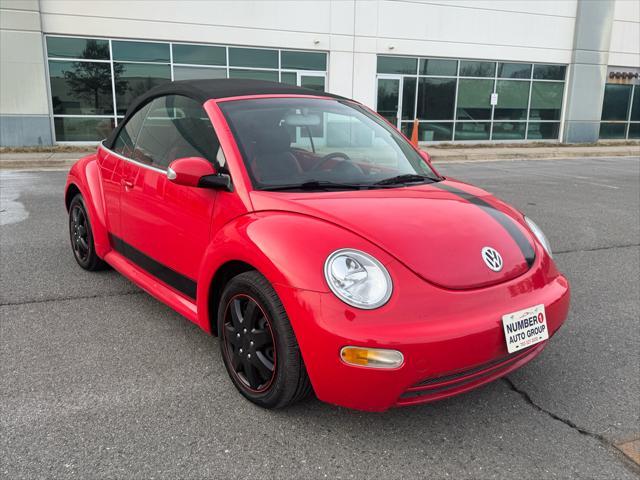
<box><xmin>340</xmin><ymin>346</ymin><xmax>404</xmax><ymax>369</ymax></box>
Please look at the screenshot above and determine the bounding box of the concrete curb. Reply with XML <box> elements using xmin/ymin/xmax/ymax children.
<box><xmin>1</xmin><ymin>146</ymin><xmax>638</xmax><ymax>170</ymax></box>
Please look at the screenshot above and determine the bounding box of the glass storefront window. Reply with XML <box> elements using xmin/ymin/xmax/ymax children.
<box><xmin>229</xmin><ymin>47</ymin><xmax>278</xmax><ymax>68</ymax></box>
<box><xmin>114</xmin><ymin>63</ymin><xmax>171</xmax><ymax>115</ymax></box>
<box><xmin>459</xmin><ymin>61</ymin><xmax>495</xmax><ymax>77</ymax></box>
<box><xmin>498</xmin><ymin>63</ymin><xmax>532</xmax><ymax>79</ymax></box>
<box><xmin>601</xmin><ymin>84</ymin><xmax>632</xmax><ymax>121</ymax></box>
<box><xmin>527</xmin><ymin>122</ymin><xmax>560</xmax><ymax>140</ymax></box>
<box><xmin>419</xmin><ymin>59</ymin><xmax>457</xmax><ymax>76</ymax></box>
<box><xmin>281</xmin><ymin>71</ymin><xmax>297</xmax><ymax>85</ymax></box>
<box><xmin>533</xmin><ymin>64</ymin><xmax>566</xmax><ymax>80</ymax></box>
<box><xmin>300</xmin><ymin>75</ymin><xmax>325</xmax><ymax>91</ymax></box>
<box><xmin>377</xmin><ymin>56</ymin><xmax>417</xmax><ymax>75</ymax></box>
<box><xmin>419</xmin><ymin>122</ymin><xmax>454</xmax><ymax>141</ymax></box>
<box><xmin>172</xmin><ymin>44</ymin><xmax>226</xmax><ymax>66</ymax></box>
<box><xmin>173</xmin><ymin>66</ymin><xmax>226</xmax><ymax>81</ymax></box>
<box><xmin>47</xmin><ymin>37</ymin><xmax>109</xmax><ymax>60</ymax></box>
<box><xmin>457</xmin><ymin>79</ymin><xmax>494</xmax><ymax>120</ymax></box>
<box><xmin>455</xmin><ymin>122</ymin><xmax>491</xmax><ymax>140</ymax></box>
<box><xmin>401</xmin><ymin>77</ymin><xmax>416</xmax><ymax>120</ymax></box>
<box><xmin>628</xmin><ymin>122</ymin><xmax>639</xmax><ymax>139</ymax></box>
<box><xmin>376</xmin><ymin>78</ymin><xmax>400</xmax><ymax>125</ymax></box>
<box><xmin>54</xmin><ymin>117</ymin><xmax>115</xmax><ymax>141</ymax></box>
<box><xmin>599</xmin><ymin>122</ymin><xmax>627</xmax><ymax>139</ymax></box>
<box><xmin>229</xmin><ymin>69</ymin><xmax>279</xmax><ymax>81</ymax></box>
<box><xmin>376</xmin><ymin>55</ymin><xmax>566</xmax><ymax>142</ymax></box>
<box><xmin>492</xmin><ymin>122</ymin><xmax>526</xmax><ymax>140</ymax></box>
<box><xmin>281</xmin><ymin>51</ymin><xmax>327</xmax><ymax>71</ymax></box>
<box><xmin>112</xmin><ymin>41</ymin><xmax>170</xmax><ymax>62</ymax></box>
<box><xmin>494</xmin><ymin>80</ymin><xmax>529</xmax><ymax>120</ymax></box>
<box><xmin>417</xmin><ymin>78</ymin><xmax>456</xmax><ymax>120</ymax></box>
<box><xmin>529</xmin><ymin>82</ymin><xmax>564</xmax><ymax>121</ymax></box>
<box><xmin>49</xmin><ymin>60</ymin><xmax>113</xmax><ymax>115</ymax></box>
<box><xmin>631</xmin><ymin>86</ymin><xmax>639</xmax><ymax>121</ymax></box>
<box><xmin>45</xmin><ymin>35</ymin><xmax>327</xmax><ymax>142</ymax></box>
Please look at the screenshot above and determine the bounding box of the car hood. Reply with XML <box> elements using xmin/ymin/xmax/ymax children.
<box><xmin>249</xmin><ymin>179</ymin><xmax>537</xmax><ymax>290</ymax></box>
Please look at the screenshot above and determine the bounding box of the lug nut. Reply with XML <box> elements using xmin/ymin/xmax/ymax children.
<box><xmin>239</xmin><ymin>348</ymin><xmax>243</xmax><ymax>353</ymax></box>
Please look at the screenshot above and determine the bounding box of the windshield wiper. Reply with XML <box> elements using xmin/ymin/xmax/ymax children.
<box><xmin>373</xmin><ymin>174</ymin><xmax>437</xmax><ymax>186</ymax></box>
<box><xmin>261</xmin><ymin>180</ymin><xmax>369</xmax><ymax>191</ymax></box>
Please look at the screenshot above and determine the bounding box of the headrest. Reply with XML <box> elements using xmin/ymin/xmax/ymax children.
<box><xmin>253</xmin><ymin>126</ymin><xmax>292</xmax><ymax>154</ymax></box>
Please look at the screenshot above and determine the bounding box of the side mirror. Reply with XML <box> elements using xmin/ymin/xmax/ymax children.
<box><xmin>167</xmin><ymin>157</ymin><xmax>232</xmax><ymax>191</ymax></box>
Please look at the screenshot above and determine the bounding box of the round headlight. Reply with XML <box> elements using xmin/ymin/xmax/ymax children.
<box><xmin>525</xmin><ymin>216</ymin><xmax>552</xmax><ymax>258</ymax></box>
<box><xmin>324</xmin><ymin>249</ymin><xmax>392</xmax><ymax>309</ymax></box>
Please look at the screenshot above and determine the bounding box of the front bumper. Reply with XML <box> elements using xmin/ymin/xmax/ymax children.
<box><xmin>276</xmin><ymin>254</ymin><xmax>570</xmax><ymax>412</ymax></box>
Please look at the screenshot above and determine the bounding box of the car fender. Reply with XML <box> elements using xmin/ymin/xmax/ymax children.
<box><xmin>195</xmin><ymin>210</ymin><xmax>396</xmax><ymax>332</ymax></box>
<box><xmin>65</xmin><ymin>154</ymin><xmax>110</xmax><ymax>258</ymax></box>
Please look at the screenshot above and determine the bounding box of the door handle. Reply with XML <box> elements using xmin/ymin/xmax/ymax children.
<box><xmin>121</xmin><ymin>179</ymin><xmax>134</xmax><ymax>189</ymax></box>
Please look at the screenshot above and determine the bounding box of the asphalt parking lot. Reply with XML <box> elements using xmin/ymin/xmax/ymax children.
<box><xmin>1</xmin><ymin>156</ymin><xmax>639</xmax><ymax>479</ymax></box>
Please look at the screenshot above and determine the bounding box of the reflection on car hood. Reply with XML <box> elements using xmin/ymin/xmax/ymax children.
<box><xmin>250</xmin><ymin>179</ymin><xmax>537</xmax><ymax>290</ymax></box>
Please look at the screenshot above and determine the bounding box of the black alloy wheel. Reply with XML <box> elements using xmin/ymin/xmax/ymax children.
<box><xmin>222</xmin><ymin>294</ymin><xmax>277</xmax><ymax>392</ymax></box>
<box><xmin>68</xmin><ymin>194</ymin><xmax>107</xmax><ymax>271</ymax></box>
<box><xmin>218</xmin><ymin>271</ymin><xmax>312</xmax><ymax>408</ymax></box>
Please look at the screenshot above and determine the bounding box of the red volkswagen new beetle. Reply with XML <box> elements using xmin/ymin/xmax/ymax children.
<box><xmin>65</xmin><ymin>79</ymin><xmax>570</xmax><ymax>411</ymax></box>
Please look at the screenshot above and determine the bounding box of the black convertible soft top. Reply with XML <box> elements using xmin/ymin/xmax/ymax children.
<box><xmin>106</xmin><ymin>79</ymin><xmax>345</xmax><ymax>148</ymax></box>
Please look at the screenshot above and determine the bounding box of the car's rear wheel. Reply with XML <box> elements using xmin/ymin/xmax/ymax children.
<box><xmin>68</xmin><ymin>194</ymin><xmax>107</xmax><ymax>271</ymax></box>
<box><xmin>218</xmin><ymin>271</ymin><xmax>312</xmax><ymax>408</ymax></box>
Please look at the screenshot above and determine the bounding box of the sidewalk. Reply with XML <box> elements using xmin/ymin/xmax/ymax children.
<box><xmin>1</xmin><ymin>143</ymin><xmax>638</xmax><ymax>170</ymax></box>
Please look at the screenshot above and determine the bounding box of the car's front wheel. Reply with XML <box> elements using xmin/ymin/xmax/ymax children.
<box><xmin>218</xmin><ymin>271</ymin><xmax>312</xmax><ymax>408</ymax></box>
<box><xmin>68</xmin><ymin>194</ymin><xmax>107</xmax><ymax>271</ymax></box>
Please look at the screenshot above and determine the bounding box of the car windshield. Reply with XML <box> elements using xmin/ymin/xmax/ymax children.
<box><xmin>219</xmin><ymin>97</ymin><xmax>440</xmax><ymax>190</ymax></box>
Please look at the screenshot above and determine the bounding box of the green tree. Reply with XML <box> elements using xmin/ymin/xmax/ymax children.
<box><xmin>63</xmin><ymin>40</ymin><xmax>125</xmax><ymax>113</ymax></box>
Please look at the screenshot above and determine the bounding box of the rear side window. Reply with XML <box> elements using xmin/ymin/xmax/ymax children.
<box><xmin>112</xmin><ymin>103</ymin><xmax>151</xmax><ymax>157</ymax></box>
<box><xmin>132</xmin><ymin>95</ymin><xmax>219</xmax><ymax>169</ymax></box>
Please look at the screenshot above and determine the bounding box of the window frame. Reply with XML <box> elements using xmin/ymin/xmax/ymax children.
<box><xmin>107</xmin><ymin>94</ymin><xmax>222</xmax><ymax>173</ymax></box>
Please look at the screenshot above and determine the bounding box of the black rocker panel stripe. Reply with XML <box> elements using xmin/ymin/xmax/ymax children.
<box><xmin>109</xmin><ymin>234</ymin><xmax>197</xmax><ymax>300</ymax></box>
<box><xmin>434</xmin><ymin>183</ymin><xmax>536</xmax><ymax>267</ymax></box>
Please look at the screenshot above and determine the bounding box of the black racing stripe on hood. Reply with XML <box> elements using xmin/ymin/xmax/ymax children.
<box><xmin>433</xmin><ymin>182</ymin><xmax>536</xmax><ymax>267</ymax></box>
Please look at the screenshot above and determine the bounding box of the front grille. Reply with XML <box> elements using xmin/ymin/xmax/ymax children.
<box><xmin>398</xmin><ymin>344</ymin><xmax>539</xmax><ymax>403</ymax></box>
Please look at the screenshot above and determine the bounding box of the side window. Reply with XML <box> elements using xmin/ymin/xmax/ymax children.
<box><xmin>132</xmin><ymin>95</ymin><xmax>220</xmax><ymax>170</ymax></box>
<box><xmin>112</xmin><ymin>102</ymin><xmax>151</xmax><ymax>157</ymax></box>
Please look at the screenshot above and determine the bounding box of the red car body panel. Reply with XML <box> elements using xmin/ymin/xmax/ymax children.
<box><xmin>65</xmin><ymin>92</ymin><xmax>570</xmax><ymax>411</ymax></box>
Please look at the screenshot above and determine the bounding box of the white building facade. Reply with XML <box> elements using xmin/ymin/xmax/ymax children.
<box><xmin>1</xmin><ymin>0</ymin><xmax>638</xmax><ymax>146</ymax></box>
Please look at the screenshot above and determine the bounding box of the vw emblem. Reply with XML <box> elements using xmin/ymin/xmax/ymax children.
<box><xmin>481</xmin><ymin>246</ymin><xmax>503</xmax><ymax>272</ymax></box>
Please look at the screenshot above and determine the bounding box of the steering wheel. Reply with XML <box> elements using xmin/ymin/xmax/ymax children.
<box><xmin>312</xmin><ymin>152</ymin><xmax>353</xmax><ymax>171</ymax></box>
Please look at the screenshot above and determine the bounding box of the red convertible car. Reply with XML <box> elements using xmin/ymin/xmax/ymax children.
<box><xmin>65</xmin><ymin>79</ymin><xmax>570</xmax><ymax>411</ymax></box>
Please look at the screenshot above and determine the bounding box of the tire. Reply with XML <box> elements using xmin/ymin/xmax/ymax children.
<box><xmin>218</xmin><ymin>270</ymin><xmax>312</xmax><ymax>408</ymax></box>
<box><xmin>68</xmin><ymin>194</ymin><xmax>107</xmax><ymax>271</ymax></box>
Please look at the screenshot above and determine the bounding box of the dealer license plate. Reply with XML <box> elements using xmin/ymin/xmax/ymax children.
<box><xmin>502</xmin><ymin>304</ymin><xmax>548</xmax><ymax>354</ymax></box>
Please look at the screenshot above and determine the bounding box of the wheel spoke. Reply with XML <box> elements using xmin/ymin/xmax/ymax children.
<box><xmin>251</xmin><ymin>352</ymin><xmax>274</xmax><ymax>382</ymax></box>
<box><xmin>224</xmin><ymin>323</ymin><xmax>240</xmax><ymax>346</ymax></box>
<box><xmin>243</xmin><ymin>301</ymin><xmax>258</xmax><ymax>330</ymax></box>
<box><xmin>230</xmin><ymin>299</ymin><xmax>243</xmax><ymax>329</ymax></box>
<box><xmin>72</xmin><ymin>207</ymin><xmax>80</xmax><ymax>223</ymax></box>
<box><xmin>229</xmin><ymin>349</ymin><xmax>242</xmax><ymax>370</ymax></box>
<box><xmin>78</xmin><ymin>236</ymin><xmax>89</xmax><ymax>251</ymax></box>
<box><xmin>242</xmin><ymin>358</ymin><xmax>260</xmax><ymax>389</ymax></box>
<box><xmin>251</xmin><ymin>329</ymin><xmax>272</xmax><ymax>349</ymax></box>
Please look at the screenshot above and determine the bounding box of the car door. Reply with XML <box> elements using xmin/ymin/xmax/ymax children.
<box><xmin>118</xmin><ymin>95</ymin><xmax>221</xmax><ymax>300</ymax></box>
<box><xmin>98</xmin><ymin>102</ymin><xmax>151</xmax><ymax>239</ymax></box>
